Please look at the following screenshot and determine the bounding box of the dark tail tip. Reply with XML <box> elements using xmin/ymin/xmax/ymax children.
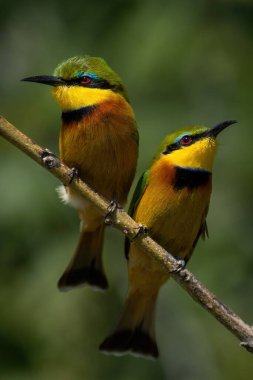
<box><xmin>58</xmin><ymin>267</ymin><xmax>109</xmax><ymax>292</ymax></box>
<box><xmin>99</xmin><ymin>329</ymin><xmax>159</xmax><ymax>359</ymax></box>
<box><xmin>99</xmin><ymin>330</ymin><xmax>133</xmax><ymax>354</ymax></box>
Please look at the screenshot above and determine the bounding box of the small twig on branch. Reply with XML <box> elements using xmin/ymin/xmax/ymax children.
<box><xmin>0</xmin><ymin>115</ymin><xmax>253</xmax><ymax>353</ymax></box>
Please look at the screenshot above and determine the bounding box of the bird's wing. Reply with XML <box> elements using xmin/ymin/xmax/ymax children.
<box><xmin>125</xmin><ymin>170</ymin><xmax>150</xmax><ymax>259</ymax></box>
<box><xmin>128</xmin><ymin>170</ymin><xmax>150</xmax><ymax>217</ymax></box>
<box><xmin>185</xmin><ymin>204</ymin><xmax>209</xmax><ymax>263</ymax></box>
<box><xmin>200</xmin><ymin>203</ymin><xmax>210</xmax><ymax>240</ymax></box>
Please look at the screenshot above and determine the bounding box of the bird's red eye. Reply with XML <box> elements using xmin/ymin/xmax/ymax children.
<box><xmin>81</xmin><ymin>76</ymin><xmax>91</xmax><ymax>85</ymax></box>
<box><xmin>180</xmin><ymin>135</ymin><xmax>192</xmax><ymax>146</ymax></box>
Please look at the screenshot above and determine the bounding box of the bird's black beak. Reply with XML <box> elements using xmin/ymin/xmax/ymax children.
<box><xmin>21</xmin><ymin>75</ymin><xmax>65</xmax><ymax>86</ymax></box>
<box><xmin>207</xmin><ymin>120</ymin><xmax>237</xmax><ymax>138</ymax></box>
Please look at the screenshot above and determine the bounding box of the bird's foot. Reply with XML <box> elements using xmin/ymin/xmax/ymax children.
<box><xmin>133</xmin><ymin>224</ymin><xmax>148</xmax><ymax>239</ymax></box>
<box><xmin>105</xmin><ymin>200</ymin><xmax>120</xmax><ymax>225</ymax></box>
<box><xmin>169</xmin><ymin>257</ymin><xmax>186</xmax><ymax>274</ymax></box>
<box><xmin>240</xmin><ymin>340</ymin><xmax>253</xmax><ymax>353</ymax></box>
<box><xmin>40</xmin><ymin>149</ymin><xmax>61</xmax><ymax>169</ymax></box>
<box><xmin>67</xmin><ymin>167</ymin><xmax>79</xmax><ymax>185</ymax></box>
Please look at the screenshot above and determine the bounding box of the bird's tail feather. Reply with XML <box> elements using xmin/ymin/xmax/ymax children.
<box><xmin>99</xmin><ymin>289</ymin><xmax>159</xmax><ymax>359</ymax></box>
<box><xmin>58</xmin><ymin>223</ymin><xmax>108</xmax><ymax>291</ymax></box>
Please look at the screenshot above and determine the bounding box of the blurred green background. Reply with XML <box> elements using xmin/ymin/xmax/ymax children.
<box><xmin>1</xmin><ymin>0</ymin><xmax>253</xmax><ymax>379</ymax></box>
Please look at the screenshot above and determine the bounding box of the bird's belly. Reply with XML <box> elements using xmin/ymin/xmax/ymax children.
<box><xmin>135</xmin><ymin>184</ymin><xmax>210</xmax><ymax>259</ymax></box>
<box><xmin>59</xmin><ymin>119</ymin><xmax>138</xmax><ymax>206</ymax></box>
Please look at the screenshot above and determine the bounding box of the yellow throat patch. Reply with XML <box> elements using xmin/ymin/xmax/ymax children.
<box><xmin>165</xmin><ymin>138</ymin><xmax>217</xmax><ymax>172</ymax></box>
<box><xmin>52</xmin><ymin>86</ymin><xmax>118</xmax><ymax>111</ymax></box>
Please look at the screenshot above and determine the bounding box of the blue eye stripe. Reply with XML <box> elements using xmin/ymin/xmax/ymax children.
<box><xmin>76</xmin><ymin>71</ymin><xmax>99</xmax><ymax>79</ymax></box>
<box><xmin>87</xmin><ymin>72</ymin><xmax>99</xmax><ymax>79</ymax></box>
<box><xmin>175</xmin><ymin>133</ymin><xmax>191</xmax><ymax>143</ymax></box>
<box><xmin>76</xmin><ymin>71</ymin><xmax>85</xmax><ymax>77</ymax></box>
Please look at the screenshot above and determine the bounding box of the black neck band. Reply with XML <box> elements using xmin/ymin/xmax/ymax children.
<box><xmin>174</xmin><ymin>166</ymin><xmax>211</xmax><ymax>190</ymax></box>
<box><xmin>62</xmin><ymin>106</ymin><xmax>95</xmax><ymax>123</ymax></box>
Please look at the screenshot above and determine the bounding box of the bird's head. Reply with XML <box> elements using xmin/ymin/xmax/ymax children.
<box><xmin>22</xmin><ymin>56</ymin><xmax>128</xmax><ymax>111</ymax></box>
<box><xmin>155</xmin><ymin>120</ymin><xmax>236</xmax><ymax>172</ymax></box>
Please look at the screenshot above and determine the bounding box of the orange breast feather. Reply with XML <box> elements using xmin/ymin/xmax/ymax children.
<box><xmin>59</xmin><ymin>97</ymin><xmax>138</xmax><ymax>204</ymax></box>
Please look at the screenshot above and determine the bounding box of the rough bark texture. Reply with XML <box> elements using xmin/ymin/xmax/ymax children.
<box><xmin>0</xmin><ymin>115</ymin><xmax>252</xmax><ymax>353</ymax></box>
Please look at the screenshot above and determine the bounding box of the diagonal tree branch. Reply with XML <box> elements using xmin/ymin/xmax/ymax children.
<box><xmin>0</xmin><ymin>115</ymin><xmax>253</xmax><ymax>353</ymax></box>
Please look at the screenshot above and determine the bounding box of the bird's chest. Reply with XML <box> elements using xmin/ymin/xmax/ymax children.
<box><xmin>59</xmin><ymin>112</ymin><xmax>137</xmax><ymax>201</ymax></box>
<box><xmin>135</xmin><ymin>167</ymin><xmax>212</xmax><ymax>256</ymax></box>
<box><xmin>60</xmin><ymin>118</ymin><xmax>116</xmax><ymax>168</ymax></box>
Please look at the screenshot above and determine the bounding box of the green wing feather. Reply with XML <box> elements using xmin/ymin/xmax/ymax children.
<box><xmin>125</xmin><ymin>170</ymin><xmax>150</xmax><ymax>259</ymax></box>
<box><xmin>128</xmin><ymin>170</ymin><xmax>150</xmax><ymax>217</ymax></box>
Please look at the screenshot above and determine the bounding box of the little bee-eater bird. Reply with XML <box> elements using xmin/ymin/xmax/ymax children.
<box><xmin>99</xmin><ymin>120</ymin><xmax>236</xmax><ymax>359</ymax></box>
<box><xmin>22</xmin><ymin>56</ymin><xmax>138</xmax><ymax>291</ymax></box>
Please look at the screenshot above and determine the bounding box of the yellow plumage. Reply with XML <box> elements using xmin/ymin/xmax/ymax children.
<box><xmin>52</xmin><ymin>86</ymin><xmax>126</xmax><ymax>110</ymax></box>
<box><xmin>165</xmin><ymin>138</ymin><xmax>217</xmax><ymax>171</ymax></box>
<box><xmin>58</xmin><ymin>94</ymin><xmax>137</xmax><ymax>204</ymax></box>
<box><xmin>56</xmin><ymin>88</ymin><xmax>138</xmax><ymax>290</ymax></box>
<box><xmin>22</xmin><ymin>56</ymin><xmax>139</xmax><ymax>291</ymax></box>
<box><xmin>100</xmin><ymin>121</ymin><xmax>235</xmax><ymax>358</ymax></box>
